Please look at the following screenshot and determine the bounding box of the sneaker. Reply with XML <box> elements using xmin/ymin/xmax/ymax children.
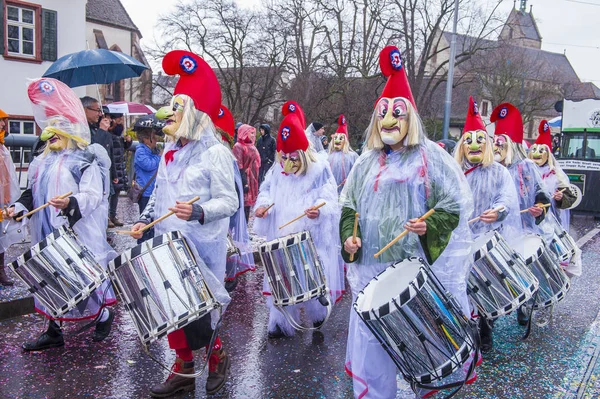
<box><xmin>206</xmin><ymin>348</ymin><xmax>230</xmax><ymax>394</ymax></box>
<box><xmin>149</xmin><ymin>358</ymin><xmax>195</xmax><ymax>398</ymax></box>
<box><xmin>517</xmin><ymin>306</ymin><xmax>530</xmax><ymax>326</ymax></box>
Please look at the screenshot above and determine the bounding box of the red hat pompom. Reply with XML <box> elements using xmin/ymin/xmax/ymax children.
<box><xmin>162</xmin><ymin>50</ymin><xmax>222</xmax><ymax>119</ymax></box>
<box><xmin>535</xmin><ymin>120</ymin><xmax>552</xmax><ymax>148</ymax></box>
<box><xmin>277</xmin><ymin>101</ymin><xmax>309</xmax><ymax>153</ymax></box>
<box><xmin>463</xmin><ymin>96</ymin><xmax>486</xmax><ymax>133</ymax></box>
<box><xmin>378</xmin><ymin>46</ymin><xmax>417</xmax><ymax>110</ymax></box>
<box><xmin>213</xmin><ymin>105</ymin><xmax>234</xmax><ymax>140</ymax></box>
<box><xmin>27</xmin><ymin>78</ymin><xmax>84</xmax><ymax>124</ymax></box>
<box><xmin>281</xmin><ymin>100</ymin><xmax>306</xmax><ymax>129</ymax></box>
<box><xmin>490</xmin><ymin>102</ymin><xmax>523</xmax><ymax>144</ymax></box>
<box><xmin>336</xmin><ymin>114</ymin><xmax>348</xmax><ymax>135</ymax></box>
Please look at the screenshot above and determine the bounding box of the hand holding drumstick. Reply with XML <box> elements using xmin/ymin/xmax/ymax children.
<box><xmin>127</xmin><ymin>196</ymin><xmax>200</xmax><ymax>239</ymax></box>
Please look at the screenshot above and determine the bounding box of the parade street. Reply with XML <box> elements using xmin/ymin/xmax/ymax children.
<box><xmin>0</xmin><ymin>199</ymin><xmax>599</xmax><ymax>399</ymax></box>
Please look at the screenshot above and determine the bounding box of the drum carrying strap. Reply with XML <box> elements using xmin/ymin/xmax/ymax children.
<box><xmin>521</xmin><ymin>290</ymin><xmax>539</xmax><ymax>340</ymax></box>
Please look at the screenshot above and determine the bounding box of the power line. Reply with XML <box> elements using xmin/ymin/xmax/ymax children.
<box><xmin>564</xmin><ymin>0</ymin><xmax>600</xmax><ymax>6</ymax></box>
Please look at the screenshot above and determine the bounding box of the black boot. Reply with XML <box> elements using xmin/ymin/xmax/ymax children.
<box><xmin>23</xmin><ymin>320</ymin><xmax>65</xmax><ymax>351</ymax></box>
<box><xmin>0</xmin><ymin>253</ymin><xmax>14</xmax><ymax>286</ymax></box>
<box><xmin>92</xmin><ymin>308</ymin><xmax>115</xmax><ymax>342</ymax></box>
<box><xmin>149</xmin><ymin>358</ymin><xmax>195</xmax><ymax>398</ymax></box>
<box><xmin>479</xmin><ymin>317</ymin><xmax>493</xmax><ymax>352</ymax></box>
<box><xmin>517</xmin><ymin>306</ymin><xmax>530</xmax><ymax>326</ymax></box>
<box><xmin>206</xmin><ymin>348</ymin><xmax>230</xmax><ymax>395</ymax></box>
<box><xmin>267</xmin><ymin>325</ymin><xmax>287</xmax><ymax>339</ymax></box>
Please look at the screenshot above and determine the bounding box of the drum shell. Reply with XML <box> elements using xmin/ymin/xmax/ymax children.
<box><xmin>259</xmin><ymin>231</ymin><xmax>328</xmax><ymax>307</ymax></box>
<box><xmin>108</xmin><ymin>231</ymin><xmax>219</xmax><ymax>346</ymax></box>
<box><xmin>467</xmin><ymin>231</ymin><xmax>539</xmax><ymax>320</ymax></box>
<box><xmin>10</xmin><ymin>226</ymin><xmax>107</xmax><ymax>319</ymax></box>
<box><xmin>354</xmin><ymin>257</ymin><xmax>476</xmax><ymax>385</ymax></box>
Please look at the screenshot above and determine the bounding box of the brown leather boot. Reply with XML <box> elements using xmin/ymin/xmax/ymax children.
<box><xmin>0</xmin><ymin>253</ymin><xmax>14</xmax><ymax>286</ymax></box>
<box><xmin>206</xmin><ymin>348</ymin><xmax>230</xmax><ymax>394</ymax></box>
<box><xmin>149</xmin><ymin>358</ymin><xmax>195</xmax><ymax>398</ymax></box>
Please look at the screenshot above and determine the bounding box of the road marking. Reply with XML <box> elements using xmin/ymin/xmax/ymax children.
<box><xmin>576</xmin><ymin>228</ymin><xmax>600</xmax><ymax>248</ymax></box>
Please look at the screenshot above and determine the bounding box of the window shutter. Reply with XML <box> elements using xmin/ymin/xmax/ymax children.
<box><xmin>0</xmin><ymin>0</ymin><xmax>5</xmax><ymax>55</ymax></box>
<box><xmin>41</xmin><ymin>8</ymin><xmax>57</xmax><ymax>61</ymax></box>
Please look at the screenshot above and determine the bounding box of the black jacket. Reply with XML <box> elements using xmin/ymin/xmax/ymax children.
<box><xmin>89</xmin><ymin>123</ymin><xmax>116</xmax><ymax>180</ymax></box>
<box><xmin>257</xmin><ymin>129</ymin><xmax>276</xmax><ymax>184</ymax></box>
<box><xmin>110</xmin><ymin>131</ymin><xmax>131</xmax><ymax>191</ymax></box>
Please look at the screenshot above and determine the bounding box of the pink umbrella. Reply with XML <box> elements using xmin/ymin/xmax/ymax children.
<box><xmin>106</xmin><ymin>101</ymin><xmax>156</xmax><ymax>115</ymax></box>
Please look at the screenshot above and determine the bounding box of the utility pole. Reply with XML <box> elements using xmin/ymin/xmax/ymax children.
<box><xmin>442</xmin><ymin>0</ymin><xmax>460</xmax><ymax>140</ymax></box>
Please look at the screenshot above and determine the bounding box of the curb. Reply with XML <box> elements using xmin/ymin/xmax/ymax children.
<box><xmin>0</xmin><ymin>296</ymin><xmax>34</xmax><ymax>321</ymax></box>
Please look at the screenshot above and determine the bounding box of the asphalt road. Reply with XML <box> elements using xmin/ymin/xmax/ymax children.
<box><xmin>0</xmin><ymin>199</ymin><xmax>598</xmax><ymax>399</ymax></box>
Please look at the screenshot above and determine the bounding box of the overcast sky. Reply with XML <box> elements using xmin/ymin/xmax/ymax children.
<box><xmin>121</xmin><ymin>0</ymin><xmax>600</xmax><ymax>85</ymax></box>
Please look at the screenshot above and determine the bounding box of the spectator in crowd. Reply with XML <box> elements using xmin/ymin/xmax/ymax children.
<box><xmin>305</xmin><ymin>121</ymin><xmax>326</xmax><ymax>154</ymax></box>
<box><xmin>321</xmin><ymin>135</ymin><xmax>329</xmax><ymax>151</ymax></box>
<box><xmin>132</xmin><ymin>115</ymin><xmax>162</xmax><ymax>244</ymax></box>
<box><xmin>256</xmin><ymin>123</ymin><xmax>275</xmax><ymax>185</ymax></box>
<box><xmin>107</xmin><ymin>113</ymin><xmax>132</xmax><ymax>227</ymax></box>
<box><xmin>575</xmin><ymin>139</ymin><xmax>596</xmax><ymax>158</ymax></box>
<box><xmin>80</xmin><ymin>97</ymin><xmax>117</xmax><ymax>226</ymax></box>
<box><xmin>233</xmin><ymin>124</ymin><xmax>261</xmax><ymax>220</ymax></box>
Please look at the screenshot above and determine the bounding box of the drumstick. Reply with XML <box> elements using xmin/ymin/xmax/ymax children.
<box><xmin>519</xmin><ymin>203</ymin><xmax>551</xmax><ymax>214</ymax></box>
<box><xmin>278</xmin><ymin>202</ymin><xmax>327</xmax><ymax>230</ymax></box>
<box><xmin>263</xmin><ymin>203</ymin><xmax>275</xmax><ymax>214</ymax></box>
<box><xmin>468</xmin><ymin>206</ymin><xmax>505</xmax><ymax>224</ymax></box>
<box><xmin>558</xmin><ymin>188</ymin><xmax>567</xmax><ymax>193</ymax></box>
<box><xmin>349</xmin><ymin>212</ymin><xmax>359</xmax><ymax>262</ymax></box>
<box><xmin>374</xmin><ymin>209</ymin><xmax>436</xmax><ymax>259</ymax></box>
<box><xmin>16</xmin><ymin>191</ymin><xmax>73</xmax><ymax>222</ymax></box>
<box><xmin>117</xmin><ymin>196</ymin><xmax>201</xmax><ymax>235</ymax></box>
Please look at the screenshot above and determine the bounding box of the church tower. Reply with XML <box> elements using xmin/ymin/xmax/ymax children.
<box><xmin>499</xmin><ymin>0</ymin><xmax>542</xmax><ymax>49</ymax></box>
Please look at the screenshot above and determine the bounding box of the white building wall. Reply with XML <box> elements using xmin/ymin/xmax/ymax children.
<box><xmin>0</xmin><ymin>0</ymin><xmax>86</xmax><ymax>118</ymax></box>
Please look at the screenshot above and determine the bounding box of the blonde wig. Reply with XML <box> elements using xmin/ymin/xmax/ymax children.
<box><xmin>453</xmin><ymin>130</ymin><xmax>495</xmax><ymax>167</ymax></box>
<box><xmin>169</xmin><ymin>95</ymin><xmax>220</xmax><ymax>142</ymax></box>
<box><xmin>528</xmin><ymin>144</ymin><xmax>556</xmax><ymax>170</ymax></box>
<box><xmin>328</xmin><ymin>133</ymin><xmax>351</xmax><ymax>154</ymax></box>
<box><xmin>364</xmin><ymin>98</ymin><xmax>423</xmax><ymax>151</ymax></box>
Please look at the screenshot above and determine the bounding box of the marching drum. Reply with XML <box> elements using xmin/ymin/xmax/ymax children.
<box><xmin>354</xmin><ymin>258</ymin><xmax>476</xmax><ymax>386</ymax></box>
<box><xmin>515</xmin><ymin>235</ymin><xmax>570</xmax><ymax>310</ymax></box>
<box><xmin>467</xmin><ymin>231</ymin><xmax>539</xmax><ymax>320</ymax></box>
<box><xmin>10</xmin><ymin>225</ymin><xmax>107</xmax><ymax>319</ymax></box>
<box><xmin>545</xmin><ymin>212</ymin><xmax>578</xmax><ymax>263</ymax></box>
<box><xmin>259</xmin><ymin>231</ymin><xmax>329</xmax><ymax>308</ymax></box>
<box><xmin>108</xmin><ymin>231</ymin><xmax>219</xmax><ymax>346</ymax></box>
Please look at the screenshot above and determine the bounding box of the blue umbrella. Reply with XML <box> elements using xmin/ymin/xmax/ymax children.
<box><xmin>42</xmin><ymin>49</ymin><xmax>149</xmax><ymax>88</ymax></box>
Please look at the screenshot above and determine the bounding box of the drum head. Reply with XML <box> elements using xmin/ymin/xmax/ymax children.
<box><xmin>356</xmin><ymin>258</ymin><xmax>423</xmax><ymax>313</ymax></box>
<box><xmin>568</xmin><ymin>184</ymin><xmax>583</xmax><ymax>210</ymax></box>
<box><xmin>470</xmin><ymin>230</ymin><xmax>498</xmax><ymax>259</ymax></box>
<box><xmin>515</xmin><ymin>235</ymin><xmax>543</xmax><ymax>264</ymax></box>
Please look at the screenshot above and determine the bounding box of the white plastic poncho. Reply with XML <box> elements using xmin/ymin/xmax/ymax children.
<box><xmin>341</xmin><ymin>139</ymin><xmax>474</xmax><ymax>399</ymax></box>
<box><xmin>13</xmin><ymin>145</ymin><xmax>117</xmax><ymax>320</ymax></box>
<box><xmin>464</xmin><ymin>161</ymin><xmax>523</xmax><ymax>243</ymax></box>
<box><xmin>505</xmin><ymin>157</ymin><xmax>548</xmax><ymax>235</ymax></box>
<box><xmin>0</xmin><ymin>142</ymin><xmax>27</xmax><ymax>252</ymax></box>
<box><xmin>537</xmin><ymin>160</ymin><xmax>571</xmax><ymax>230</ymax></box>
<box><xmin>328</xmin><ymin>150</ymin><xmax>359</xmax><ymax>194</ymax></box>
<box><xmin>227</xmin><ymin>162</ymin><xmax>255</xmax><ymax>280</ymax></box>
<box><xmin>140</xmin><ymin>134</ymin><xmax>237</xmax><ymax>314</ymax></box>
<box><xmin>305</xmin><ymin>124</ymin><xmax>326</xmax><ymax>156</ymax></box>
<box><xmin>253</xmin><ymin>155</ymin><xmax>344</xmax><ymax>335</ymax></box>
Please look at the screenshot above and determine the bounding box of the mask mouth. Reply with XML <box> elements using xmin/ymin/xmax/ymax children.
<box><xmin>468</xmin><ymin>149</ymin><xmax>482</xmax><ymax>156</ymax></box>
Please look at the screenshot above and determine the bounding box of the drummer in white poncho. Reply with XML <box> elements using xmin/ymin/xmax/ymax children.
<box><xmin>453</xmin><ymin>96</ymin><xmax>522</xmax><ymax>353</ymax></box>
<box><xmin>131</xmin><ymin>50</ymin><xmax>236</xmax><ymax>397</ymax></box>
<box><xmin>254</xmin><ymin>100</ymin><xmax>344</xmax><ymax>338</ymax></box>
<box><xmin>7</xmin><ymin>78</ymin><xmax>116</xmax><ymax>351</ymax></box>
<box><xmin>328</xmin><ymin>114</ymin><xmax>359</xmax><ymax>194</ymax></box>
<box><xmin>340</xmin><ymin>46</ymin><xmax>475</xmax><ymax>399</ymax></box>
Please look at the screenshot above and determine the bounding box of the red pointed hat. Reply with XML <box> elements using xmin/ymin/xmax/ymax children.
<box><xmin>213</xmin><ymin>105</ymin><xmax>234</xmax><ymax>141</ymax></box>
<box><xmin>535</xmin><ymin>120</ymin><xmax>552</xmax><ymax>148</ymax></box>
<box><xmin>162</xmin><ymin>50</ymin><xmax>222</xmax><ymax>119</ymax></box>
<box><xmin>490</xmin><ymin>102</ymin><xmax>523</xmax><ymax>143</ymax></box>
<box><xmin>463</xmin><ymin>96</ymin><xmax>486</xmax><ymax>133</ymax></box>
<box><xmin>277</xmin><ymin>102</ymin><xmax>309</xmax><ymax>153</ymax></box>
<box><xmin>27</xmin><ymin>78</ymin><xmax>85</xmax><ymax>124</ymax></box>
<box><xmin>379</xmin><ymin>46</ymin><xmax>417</xmax><ymax>110</ymax></box>
<box><xmin>336</xmin><ymin>114</ymin><xmax>348</xmax><ymax>135</ymax></box>
<box><xmin>281</xmin><ymin>100</ymin><xmax>306</xmax><ymax>129</ymax></box>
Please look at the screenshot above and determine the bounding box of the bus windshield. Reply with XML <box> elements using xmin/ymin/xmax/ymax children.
<box><xmin>562</xmin><ymin>132</ymin><xmax>600</xmax><ymax>160</ymax></box>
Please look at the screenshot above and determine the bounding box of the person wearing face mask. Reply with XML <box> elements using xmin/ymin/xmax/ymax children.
<box><xmin>6</xmin><ymin>78</ymin><xmax>116</xmax><ymax>351</ymax></box>
<box><xmin>233</xmin><ymin>124</ymin><xmax>261</xmax><ymax>220</ymax></box>
<box><xmin>328</xmin><ymin>114</ymin><xmax>359</xmax><ymax>194</ymax></box>
<box><xmin>453</xmin><ymin>96</ymin><xmax>522</xmax><ymax>353</ymax></box>
<box><xmin>340</xmin><ymin>46</ymin><xmax>475</xmax><ymax>399</ymax></box>
<box><xmin>130</xmin><ymin>51</ymin><xmax>236</xmax><ymax>397</ymax></box>
<box><xmin>253</xmin><ymin>100</ymin><xmax>343</xmax><ymax>339</ymax></box>
<box><xmin>107</xmin><ymin>113</ymin><xmax>131</xmax><ymax>227</ymax></box>
<box><xmin>0</xmin><ymin>108</ymin><xmax>23</xmax><ymax>286</ymax></box>
<box><xmin>491</xmin><ymin>103</ymin><xmax>551</xmax><ymax>327</ymax></box>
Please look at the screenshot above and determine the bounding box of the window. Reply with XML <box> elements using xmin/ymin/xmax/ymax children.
<box><xmin>561</xmin><ymin>133</ymin><xmax>600</xmax><ymax>160</ymax></box>
<box><xmin>481</xmin><ymin>101</ymin><xmax>489</xmax><ymax>117</ymax></box>
<box><xmin>6</xmin><ymin>5</ymin><xmax>36</xmax><ymax>57</ymax></box>
<box><xmin>8</xmin><ymin>119</ymin><xmax>35</xmax><ymax>134</ymax></box>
